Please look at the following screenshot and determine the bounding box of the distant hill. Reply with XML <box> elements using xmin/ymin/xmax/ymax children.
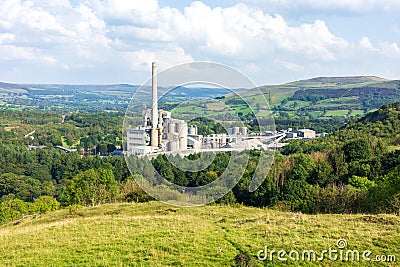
<box><xmin>223</xmin><ymin>76</ymin><xmax>400</xmax><ymax>121</ymax></box>
<box><xmin>2</xmin><ymin>76</ymin><xmax>400</xmax><ymax>119</ymax></box>
<box><xmin>0</xmin><ymin>82</ymin><xmax>244</xmax><ymax>112</ymax></box>
<box><xmin>288</xmin><ymin>76</ymin><xmax>388</xmax><ymax>87</ymax></box>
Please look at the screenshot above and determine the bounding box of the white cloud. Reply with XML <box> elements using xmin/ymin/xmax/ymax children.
<box><xmin>244</xmin><ymin>0</ymin><xmax>400</xmax><ymax>13</ymax></box>
<box><xmin>0</xmin><ymin>0</ymin><xmax>397</xmax><ymax>83</ymax></box>
<box><xmin>359</xmin><ymin>36</ymin><xmax>377</xmax><ymax>51</ymax></box>
<box><xmin>0</xmin><ymin>0</ymin><xmax>70</xmax><ymax>34</ymax></box>
<box><xmin>380</xmin><ymin>41</ymin><xmax>400</xmax><ymax>57</ymax></box>
<box><xmin>122</xmin><ymin>47</ymin><xmax>193</xmax><ymax>72</ymax></box>
<box><xmin>114</xmin><ymin>2</ymin><xmax>347</xmax><ymax>60</ymax></box>
<box><xmin>0</xmin><ymin>33</ymin><xmax>16</xmax><ymax>43</ymax></box>
<box><xmin>0</xmin><ymin>43</ymin><xmax>56</xmax><ymax>63</ymax></box>
<box><xmin>274</xmin><ymin>59</ymin><xmax>304</xmax><ymax>71</ymax></box>
<box><xmin>358</xmin><ymin>37</ymin><xmax>400</xmax><ymax>58</ymax></box>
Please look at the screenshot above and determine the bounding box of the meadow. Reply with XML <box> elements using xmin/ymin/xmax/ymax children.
<box><xmin>0</xmin><ymin>202</ymin><xmax>398</xmax><ymax>266</ymax></box>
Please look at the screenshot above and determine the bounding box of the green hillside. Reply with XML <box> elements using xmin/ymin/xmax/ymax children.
<box><xmin>342</xmin><ymin>101</ymin><xmax>400</xmax><ymax>147</ymax></box>
<box><xmin>224</xmin><ymin>76</ymin><xmax>400</xmax><ymax>120</ymax></box>
<box><xmin>0</xmin><ymin>202</ymin><xmax>398</xmax><ymax>266</ymax></box>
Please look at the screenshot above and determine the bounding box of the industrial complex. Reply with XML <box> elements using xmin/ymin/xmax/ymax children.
<box><xmin>126</xmin><ymin>62</ymin><xmax>321</xmax><ymax>156</ymax></box>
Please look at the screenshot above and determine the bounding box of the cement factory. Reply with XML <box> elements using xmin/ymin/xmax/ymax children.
<box><xmin>126</xmin><ymin>62</ymin><xmax>319</xmax><ymax>156</ymax></box>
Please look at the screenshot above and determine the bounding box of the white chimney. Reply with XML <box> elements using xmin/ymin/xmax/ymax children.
<box><xmin>151</xmin><ymin>62</ymin><xmax>159</xmax><ymax>147</ymax></box>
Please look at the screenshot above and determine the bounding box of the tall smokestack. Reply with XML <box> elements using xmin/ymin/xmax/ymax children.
<box><xmin>151</xmin><ymin>62</ymin><xmax>159</xmax><ymax>147</ymax></box>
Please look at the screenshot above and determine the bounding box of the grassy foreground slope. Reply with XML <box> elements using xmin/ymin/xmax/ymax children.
<box><xmin>0</xmin><ymin>202</ymin><xmax>399</xmax><ymax>266</ymax></box>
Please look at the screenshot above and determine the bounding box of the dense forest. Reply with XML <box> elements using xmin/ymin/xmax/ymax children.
<box><xmin>0</xmin><ymin>110</ymin><xmax>122</xmax><ymax>153</ymax></box>
<box><xmin>1</xmin><ymin>102</ymin><xmax>400</xmax><ymax>224</ymax></box>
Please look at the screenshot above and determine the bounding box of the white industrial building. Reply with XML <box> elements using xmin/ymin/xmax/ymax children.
<box><xmin>297</xmin><ymin>129</ymin><xmax>316</xmax><ymax>139</ymax></box>
<box><xmin>126</xmin><ymin>62</ymin><xmax>290</xmax><ymax>156</ymax></box>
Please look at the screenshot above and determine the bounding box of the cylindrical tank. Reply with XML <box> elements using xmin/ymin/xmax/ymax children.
<box><xmin>168</xmin><ymin>122</ymin><xmax>175</xmax><ymax>133</ymax></box>
<box><xmin>167</xmin><ymin>140</ymin><xmax>179</xmax><ymax>152</ymax></box>
<box><xmin>232</xmin><ymin>127</ymin><xmax>240</xmax><ymax>135</ymax></box>
<box><xmin>240</xmin><ymin>127</ymin><xmax>248</xmax><ymax>136</ymax></box>
<box><xmin>177</xmin><ymin>123</ymin><xmax>187</xmax><ymax>150</ymax></box>
<box><xmin>176</xmin><ymin>122</ymin><xmax>186</xmax><ymax>136</ymax></box>
<box><xmin>188</xmin><ymin>126</ymin><xmax>197</xmax><ymax>135</ymax></box>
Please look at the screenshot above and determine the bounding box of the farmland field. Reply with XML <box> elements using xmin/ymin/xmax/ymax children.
<box><xmin>324</xmin><ymin>110</ymin><xmax>349</xmax><ymax>117</ymax></box>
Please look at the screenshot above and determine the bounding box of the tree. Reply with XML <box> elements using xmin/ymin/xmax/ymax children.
<box><xmin>32</xmin><ymin>196</ymin><xmax>60</xmax><ymax>213</ymax></box>
<box><xmin>61</xmin><ymin>168</ymin><xmax>117</xmax><ymax>206</ymax></box>
<box><xmin>348</xmin><ymin>176</ymin><xmax>375</xmax><ymax>191</ymax></box>
<box><xmin>118</xmin><ymin>175</ymin><xmax>152</xmax><ymax>202</ymax></box>
<box><xmin>290</xmin><ymin>154</ymin><xmax>316</xmax><ymax>181</ymax></box>
<box><xmin>196</xmin><ymin>171</ymin><xmax>218</xmax><ymax>186</ymax></box>
<box><xmin>367</xmin><ymin>166</ymin><xmax>400</xmax><ymax>213</ymax></box>
<box><xmin>17</xmin><ymin>177</ymin><xmax>42</xmax><ymax>202</ymax></box>
<box><xmin>251</xmin><ymin>177</ymin><xmax>278</xmax><ymax>207</ymax></box>
<box><xmin>342</xmin><ymin>139</ymin><xmax>371</xmax><ymax>162</ymax></box>
<box><xmin>389</xmin><ymin>193</ymin><xmax>400</xmax><ymax>216</ymax></box>
<box><xmin>0</xmin><ymin>198</ymin><xmax>30</xmax><ymax>224</ymax></box>
<box><xmin>280</xmin><ymin>179</ymin><xmax>314</xmax><ymax>212</ymax></box>
<box><xmin>309</xmin><ymin>161</ymin><xmax>334</xmax><ymax>186</ymax></box>
<box><xmin>0</xmin><ymin>173</ymin><xmax>23</xmax><ymax>197</ymax></box>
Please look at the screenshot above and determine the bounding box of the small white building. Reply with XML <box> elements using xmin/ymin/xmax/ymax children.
<box><xmin>298</xmin><ymin>129</ymin><xmax>316</xmax><ymax>139</ymax></box>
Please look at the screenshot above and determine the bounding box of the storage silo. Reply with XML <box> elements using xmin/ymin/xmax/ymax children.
<box><xmin>240</xmin><ymin>127</ymin><xmax>248</xmax><ymax>136</ymax></box>
<box><xmin>176</xmin><ymin>122</ymin><xmax>187</xmax><ymax>150</ymax></box>
<box><xmin>175</xmin><ymin>122</ymin><xmax>187</xmax><ymax>150</ymax></box>
<box><xmin>167</xmin><ymin>140</ymin><xmax>179</xmax><ymax>152</ymax></box>
<box><xmin>188</xmin><ymin>125</ymin><xmax>197</xmax><ymax>135</ymax></box>
<box><xmin>168</xmin><ymin>122</ymin><xmax>176</xmax><ymax>133</ymax></box>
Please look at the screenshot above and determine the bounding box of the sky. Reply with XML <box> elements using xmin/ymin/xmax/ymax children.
<box><xmin>1</xmin><ymin>0</ymin><xmax>400</xmax><ymax>86</ymax></box>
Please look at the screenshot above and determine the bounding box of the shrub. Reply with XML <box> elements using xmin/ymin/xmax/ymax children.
<box><xmin>118</xmin><ymin>176</ymin><xmax>152</xmax><ymax>203</ymax></box>
<box><xmin>32</xmin><ymin>196</ymin><xmax>60</xmax><ymax>214</ymax></box>
<box><xmin>0</xmin><ymin>199</ymin><xmax>31</xmax><ymax>224</ymax></box>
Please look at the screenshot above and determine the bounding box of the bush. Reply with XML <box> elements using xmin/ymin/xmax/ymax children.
<box><xmin>60</xmin><ymin>168</ymin><xmax>117</xmax><ymax>206</ymax></box>
<box><xmin>348</xmin><ymin>176</ymin><xmax>375</xmax><ymax>191</ymax></box>
<box><xmin>311</xmin><ymin>184</ymin><xmax>365</xmax><ymax>214</ymax></box>
<box><xmin>216</xmin><ymin>191</ymin><xmax>237</xmax><ymax>205</ymax></box>
<box><xmin>118</xmin><ymin>176</ymin><xmax>152</xmax><ymax>203</ymax></box>
<box><xmin>32</xmin><ymin>196</ymin><xmax>60</xmax><ymax>214</ymax></box>
<box><xmin>0</xmin><ymin>199</ymin><xmax>31</xmax><ymax>224</ymax></box>
<box><xmin>280</xmin><ymin>179</ymin><xmax>315</xmax><ymax>212</ymax></box>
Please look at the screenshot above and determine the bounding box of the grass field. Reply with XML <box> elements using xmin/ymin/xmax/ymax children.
<box><xmin>350</xmin><ymin>110</ymin><xmax>365</xmax><ymax>116</ymax></box>
<box><xmin>0</xmin><ymin>202</ymin><xmax>398</xmax><ymax>266</ymax></box>
<box><xmin>324</xmin><ymin>110</ymin><xmax>349</xmax><ymax>117</ymax></box>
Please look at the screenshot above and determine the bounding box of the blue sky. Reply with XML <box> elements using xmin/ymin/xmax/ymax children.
<box><xmin>1</xmin><ymin>0</ymin><xmax>400</xmax><ymax>85</ymax></box>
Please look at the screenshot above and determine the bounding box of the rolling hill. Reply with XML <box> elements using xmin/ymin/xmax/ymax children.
<box><xmin>221</xmin><ymin>76</ymin><xmax>400</xmax><ymax>119</ymax></box>
<box><xmin>0</xmin><ymin>82</ymin><xmax>245</xmax><ymax>112</ymax></box>
<box><xmin>2</xmin><ymin>76</ymin><xmax>400</xmax><ymax>121</ymax></box>
<box><xmin>166</xmin><ymin>76</ymin><xmax>400</xmax><ymax>124</ymax></box>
